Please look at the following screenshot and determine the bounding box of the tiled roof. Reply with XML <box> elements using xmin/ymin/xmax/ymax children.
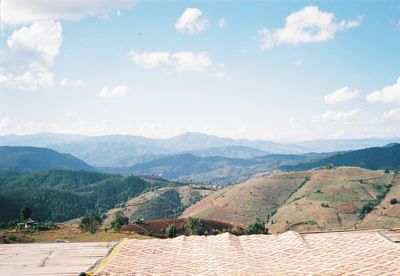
<box><xmin>90</xmin><ymin>230</ymin><xmax>400</xmax><ymax>275</ymax></box>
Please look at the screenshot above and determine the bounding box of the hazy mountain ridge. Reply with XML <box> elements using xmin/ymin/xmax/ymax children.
<box><xmin>0</xmin><ymin>146</ymin><xmax>94</xmax><ymax>172</ymax></box>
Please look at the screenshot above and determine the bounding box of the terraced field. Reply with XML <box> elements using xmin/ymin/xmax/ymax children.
<box><xmin>182</xmin><ymin>167</ymin><xmax>400</xmax><ymax>233</ymax></box>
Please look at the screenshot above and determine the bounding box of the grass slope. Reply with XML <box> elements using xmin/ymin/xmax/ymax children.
<box><xmin>182</xmin><ymin>167</ymin><xmax>400</xmax><ymax>233</ymax></box>
<box><xmin>106</xmin><ymin>185</ymin><xmax>214</xmax><ymax>224</ymax></box>
<box><xmin>181</xmin><ymin>171</ymin><xmax>310</xmax><ymax>225</ymax></box>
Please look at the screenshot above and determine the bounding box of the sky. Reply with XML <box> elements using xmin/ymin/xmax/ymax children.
<box><xmin>0</xmin><ymin>0</ymin><xmax>399</xmax><ymax>141</ymax></box>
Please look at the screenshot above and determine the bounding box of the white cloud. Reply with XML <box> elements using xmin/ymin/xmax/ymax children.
<box><xmin>294</xmin><ymin>59</ymin><xmax>303</xmax><ymax>66</ymax></box>
<box><xmin>171</xmin><ymin>52</ymin><xmax>211</xmax><ymax>72</ymax></box>
<box><xmin>175</xmin><ymin>8</ymin><xmax>207</xmax><ymax>34</ymax></box>
<box><xmin>366</xmin><ymin>77</ymin><xmax>400</xmax><ymax>104</ymax></box>
<box><xmin>0</xmin><ymin>71</ymin><xmax>54</xmax><ymax>90</ymax></box>
<box><xmin>129</xmin><ymin>50</ymin><xmax>212</xmax><ymax>72</ymax></box>
<box><xmin>98</xmin><ymin>85</ymin><xmax>129</xmax><ymax>97</ymax></box>
<box><xmin>7</xmin><ymin>21</ymin><xmax>63</xmax><ymax>71</ymax></box>
<box><xmin>218</xmin><ymin>18</ymin><xmax>226</xmax><ymax>29</ymax></box>
<box><xmin>60</xmin><ymin>78</ymin><xmax>85</xmax><ymax>88</ymax></box>
<box><xmin>2</xmin><ymin>0</ymin><xmax>137</xmax><ymax>25</ymax></box>
<box><xmin>313</xmin><ymin>108</ymin><xmax>362</xmax><ymax>123</ymax></box>
<box><xmin>257</xmin><ymin>6</ymin><xmax>361</xmax><ymax>49</ymax></box>
<box><xmin>128</xmin><ymin>51</ymin><xmax>170</xmax><ymax>68</ymax></box>
<box><xmin>324</xmin><ymin>86</ymin><xmax>360</xmax><ymax>105</ymax></box>
<box><xmin>382</xmin><ymin>108</ymin><xmax>400</xmax><ymax>121</ymax></box>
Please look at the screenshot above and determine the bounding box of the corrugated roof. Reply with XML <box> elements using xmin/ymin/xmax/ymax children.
<box><xmin>89</xmin><ymin>230</ymin><xmax>400</xmax><ymax>275</ymax></box>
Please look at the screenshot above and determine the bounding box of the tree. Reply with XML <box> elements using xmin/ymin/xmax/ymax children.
<box><xmin>165</xmin><ymin>224</ymin><xmax>177</xmax><ymax>238</ymax></box>
<box><xmin>185</xmin><ymin>217</ymin><xmax>202</xmax><ymax>235</ymax></box>
<box><xmin>390</xmin><ymin>198</ymin><xmax>398</xmax><ymax>205</ymax></box>
<box><xmin>244</xmin><ymin>218</ymin><xmax>268</xmax><ymax>235</ymax></box>
<box><xmin>79</xmin><ymin>213</ymin><xmax>102</xmax><ymax>234</ymax></box>
<box><xmin>20</xmin><ymin>207</ymin><xmax>32</xmax><ymax>220</ymax></box>
<box><xmin>110</xmin><ymin>211</ymin><xmax>129</xmax><ymax>231</ymax></box>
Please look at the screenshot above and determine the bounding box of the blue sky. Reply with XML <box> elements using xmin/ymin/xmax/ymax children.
<box><xmin>0</xmin><ymin>0</ymin><xmax>399</xmax><ymax>141</ymax></box>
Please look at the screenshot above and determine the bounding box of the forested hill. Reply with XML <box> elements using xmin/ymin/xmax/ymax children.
<box><xmin>281</xmin><ymin>143</ymin><xmax>400</xmax><ymax>171</ymax></box>
<box><xmin>0</xmin><ymin>170</ymin><xmax>183</xmax><ymax>222</ymax></box>
<box><xmin>0</xmin><ymin>146</ymin><xmax>94</xmax><ymax>172</ymax></box>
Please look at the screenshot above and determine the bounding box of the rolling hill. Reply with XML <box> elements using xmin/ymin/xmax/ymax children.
<box><xmin>105</xmin><ymin>185</ymin><xmax>215</xmax><ymax>224</ymax></box>
<box><xmin>0</xmin><ymin>146</ymin><xmax>94</xmax><ymax>172</ymax></box>
<box><xmin>101</xmin><ymin>153</ymin><xmax>314</xmax><ymax>185</ymax></box>
<box><xmin>182</xmin><ymin>167</ymin><xmax>400</xmax><ymax>233</ymax></box>
<box><xmin>0</xmin><ymin>170</ymin><xmax>184</xmax><ymax>222</ymax></box>
<box><xmin>282</xmin><ymin>143</ymin><xmax>400</xmax><ymax>171</ymax></box>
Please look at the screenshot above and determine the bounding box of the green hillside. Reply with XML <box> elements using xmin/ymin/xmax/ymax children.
<box><xmin>0</xmin><ymin>170</ymin><xmax>181</xmax><ymax>222</ymax></box>
<box><xmin>105</xmin><ymin>185</ymin><xmax>215</xmax><ymax>224</ymax></box>
<box><xmin>0</xmin><ymin>146</ymin><xmax>94</xmax><ymax>172</ymax></box>
<box><xmin>282</xmin><ymin>143</ymin><xmax>400</xmax><ymax>171</ymax></box>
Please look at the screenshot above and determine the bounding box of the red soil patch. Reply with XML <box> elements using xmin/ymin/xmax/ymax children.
<box><xmin>121</xmin><ymin>218</ymin><xmax>239</xmax><ymax>238</ymax></box>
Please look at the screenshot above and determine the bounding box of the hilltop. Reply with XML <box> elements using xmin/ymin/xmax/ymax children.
<box><xmin>105</xmin><ymin>185</ymin><xmax>215</xmax><ymax>224</ymax></box>
<box><xmin>182</xmin><ymin>167</ymin><xmax>399</xmax><ymax>233</ymax></box>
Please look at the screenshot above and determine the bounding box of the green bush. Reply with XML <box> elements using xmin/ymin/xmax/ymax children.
<box><xmin>79</xmin><ymin>213</ymin><xmax>102</xmax><ymax>234</ymax></box>
<box><xmin>244</xmin><ymin>219</ymin><xmax>267</xmax><ymax>235</ymax></box>
<box><xmin>34</xmin><ymin>220</ymin><xmax>56</xmax><ymax>231</ymax></box>
<box><xmin>165</xmin><ymin>224</ymin><xmax>177</xmax><ymax>238</ymax></box>
<box><xmin>390</xmin><ymin>198</ymin><xmax>398</xmax><ymax>205</ymax></box>
<box><xmin>110</xmin><ymin>211</ymin><xmax>129</xmax><ymax>231</ymax></box>
<box><xmin>185</xmin><ymin>217</ymin><xmax>202</xmax><ymax>235</ymax></box>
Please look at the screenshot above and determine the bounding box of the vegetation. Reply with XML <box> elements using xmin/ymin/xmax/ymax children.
<box><xmin>20</xmin><ymin>207</ymin><xmax>32</xmax><ymax>220</ymax></box>
<box><xmin>185</xmin><ymin>217</ymin><xmax>202</xmax><ymax>235</ymax></box>
<box><xmin>0</xmin><ymin>170</ymin><xmax>180</xmax><ymax>222</ymax></box>
<box><xmin>165</xmin><ymin>224</ymin><xmax>177</xmax><ymax>238</ymax></box>
<box><xmin>244</xmin><ymin>219</ymin><xmax>267</xmax><ymax>235</ymax></box>
<box><xmin>390</xmin><ymin>198</ymin><xmax>398</xmax><ymax>205</ymax></box>
<box><xmin>110</xmin><ymin>211</ymin><xmax>129</xmax><ymax>231</ymax></box>
<box><xmin>79</xmin><ymin>213</ymin><xmax>102</xmax><ymax>234</ymax></box>
<box><xmin>358</xmin><ymin>184</ymin><xmax>392</xmax><ymax>219</ymax></box>
<box><xmin>283</xmin><ymin>143</ymin><xmax>400</xmax><ymax>171</ymax></box>
<box><xmin>0</xmin><ymin>146</ymin><xmax>94</xmax><ymax>172</ymax></box>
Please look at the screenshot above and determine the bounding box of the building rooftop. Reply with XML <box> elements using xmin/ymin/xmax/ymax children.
<box><xmin>89</xmin><ymin>230</ymin><xmax>400</xmax><ymax>275</ymax></box>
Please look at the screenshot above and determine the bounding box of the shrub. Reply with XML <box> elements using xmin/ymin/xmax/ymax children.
<box><xmin>390</xmin><ymin>198</ymin><xmax>398</xmax><ymax>205</ymax></box>
<box><xmin>358</xmin><ymin>201</ymin><xmax>375</xmax><ymax>219</ymax></box>
<box><xmin>79</xmin><ymin>213</ymin><xmax>102</xmax><ymax>234</ymax></box>
<box><xmin>185</xmin><ymin>217</ymin><xmax>202</xmax><ymax>235</ymax></box>
<box><xmin>244</xmin><ymin>219</ymin><xmax>267</xmax><ymax>235</ymax></box>
<box><xmin>34</xmin><ymin>220</ymin><xmax>56</xmax><ymax>231</ymax></box>
<box><xmin>0</xmin><ymin>220</ymin><xmax>19</xmax><ymax>229</ymax></box>
<box><xmin>320</xmin><ymin>203</ymin><xmax>329</xmax><ymax>208</ymax></box>
<box><xmin>165</xmin><ymin>224</ymin><xmax>177</xmax><ymax>238</ymax></box>
<box><xmin>110</xmin><ymin>211</ymin><xmax>129</xmax><ymax>231</ymax></box>
<box><xmin>384</xmin><ymin>169</ymin><xmax>390</xmax><ymax>174</ymax></box>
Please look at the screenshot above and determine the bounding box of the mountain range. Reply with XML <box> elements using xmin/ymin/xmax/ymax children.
<box><xmin>1</xmin><ymin>132</ymin><xmax>399</xmax><ymax>167</ymax></box>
